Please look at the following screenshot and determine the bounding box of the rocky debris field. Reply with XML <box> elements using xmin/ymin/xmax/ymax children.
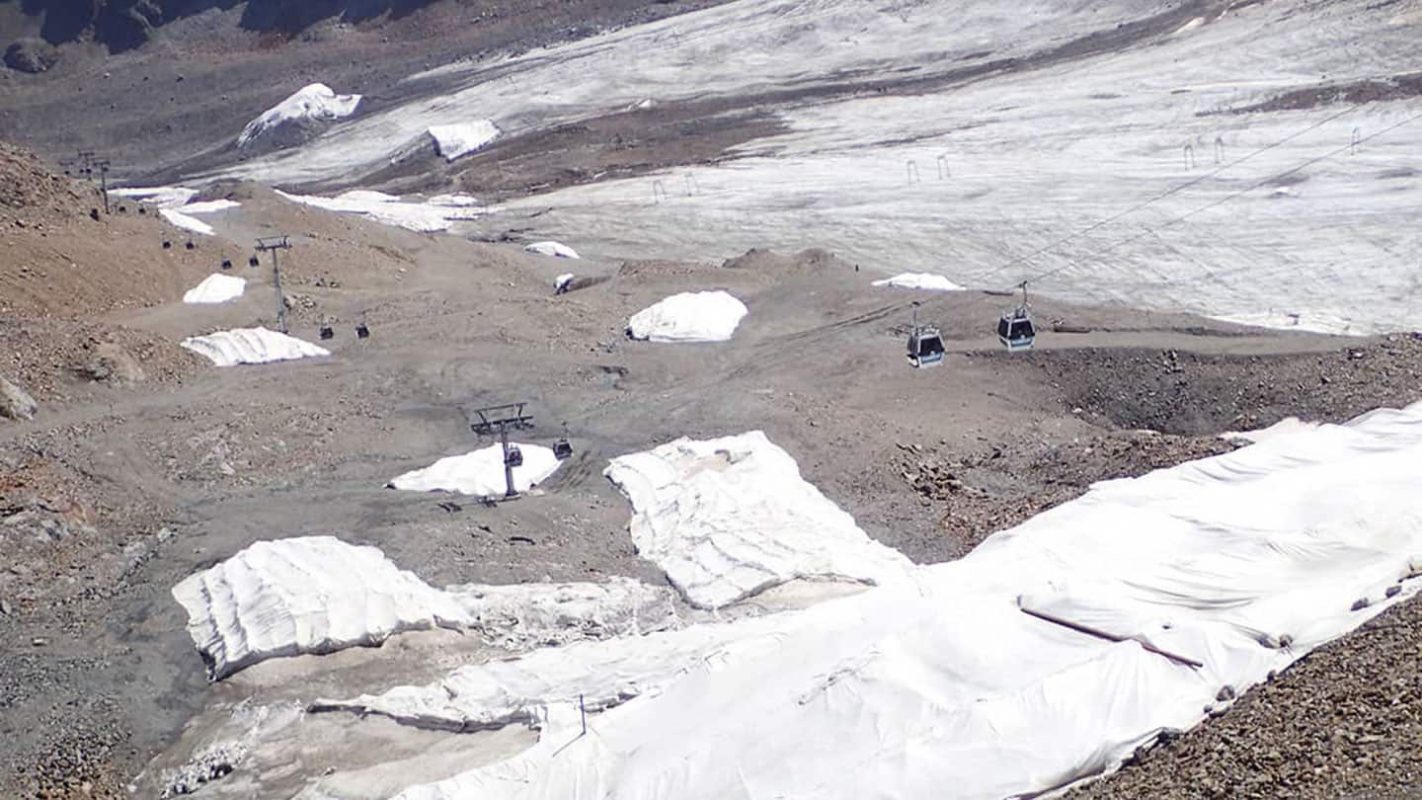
<box><xmin>1071</xmin><ymin>592</ymin><xmax>1422</xmax><ymax>800</ymax></box>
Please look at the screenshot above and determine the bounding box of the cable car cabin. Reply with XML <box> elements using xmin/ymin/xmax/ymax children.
<box><xmin>997</xmin><ymin>308</ymin><xmax>1036</xmax><ymax>352</ymax></box>
<box><xmin>504</xmin><ymin>445</ymin><xmax>524</xmax><ymax>468</ymax></box>
<box><xmin>553</xmin><ymin>437</ymin><xmax>573</xmax><ymax>460</ymax></box>
<box><xmin>907</xmin><ymin>326</ymin><xmax>945</xmax><ymax>368</ymax></box>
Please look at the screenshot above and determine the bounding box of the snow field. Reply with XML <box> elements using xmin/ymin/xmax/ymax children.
<box><xmin>388</xmin><ymin>443</ymin><xmax>561</xmax><ymax>497</ymax></box>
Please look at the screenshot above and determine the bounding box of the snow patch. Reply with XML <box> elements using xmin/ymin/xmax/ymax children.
<box><xmin>1221</xmin><ymin>417</ymin><xmax>1321</xmax><ymax>444</ymax></box>
<box><xmin>389</xmin><ymin>443</ymin><xmax>561</xmax><ymax>497</ymax></box>
<box><xmin>180</xmin><ymin>199</ymin><xmax>241</xmax><ymax>215</ymax></box>
<box><xmin>871</xmin><ymin>272</ymin><xmax>966</xmax><ymax>291</ymax></box>
<box><xmin>111</xmin><ymin>186</ymin><xmax>197</xmax><ymax>209</ymax></box>
<box><xmin>428</xmin><ymin>194</ymin><xmax>482</xmax><ymax>208</ymax></box>
<box><xmin>276</xmin><ymin>189</ymin><xmax>484</xmax><ymax>233</ymax></box>
<box><xmin>605</xmin><ymin>431</ymin><xmax>912</xmax><ymax>609</ymax></box>
<box><xmin>238</xmin><ymin>83</ymin><xmax>361</xmax><ymax>148</ymax></box>
<box><xmin>172</xmin><ymin>536</ymin><xmax>676</xmax><ymax>680</ymax></box>
<box><xmin>626</xmin><ymin>290</ymin><xmax>748</xmax><ymax>343</ymax></box>
<box><xmin>428</xmin><ymin>121</ymin><xmax>500</xmax><ymax>160</ymax></box>
<box><xmin>523</xmin><ymin>241</ymin><xmax>580</xmax><ymax>259</ymax></box>
<box><xmin>182</xmin><ymin>274</ymin><xmax>246</xmax><ymax>305</ymax></box>
<box><xmin>180</xmin><ymin>327</ymin><xmax>330</xmax><ymax>367</ymax></box>
<box><xmin>160</xmin><ymin>208</ymin><xmax>214</xmax><ymax>236</ymax></box>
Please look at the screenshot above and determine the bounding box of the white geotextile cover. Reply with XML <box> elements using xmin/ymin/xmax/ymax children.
<box><xmin>523</xmin><ymin>240</ymin><xmax>580</xmax><ymax>259</ymax></box>
<box><xmin>276</xmin><ymin>189</ymin><xmax>483</xmax><ymax>233</ymax></box>
<box><xmin>428</xmin><ymin>121</ymin><xmax>500</xmax><ymax>160</ymax></box>
<box><xmin>605</xmin><ymin>431</ymin><xmax>912</xmax><ymax>609</ymax></box>
<box><xmin>238</xmin><ymin>83</ymin><xmax>362</xmax><ymax>147</ymax></box>
<box><xmin>363</xmin><ymin>405</ymin><xmax>1422</xmax><ymax>800</ymax></box>
<box><xmin>626</xmin><ymin>290</ymin><xmax>748</xmax><ymax>343</ymax></box>
<box><xmin>872</xmin><ymin>272</ymin><xmax>966</xmax><ymax>291</ymax></box>
<box><xmin>172</xmin><ymin>536</ymin><xmax>677</xmax><ymax>680</ymax></box>
<box><xmin>389</xmin><ymin>443</ymin><xmax>561</xmax><ymax>497</ymax></box>
<box><xmin>180</xmin><ymin>327</ymin><xmax>330</xmax><ymax>367</ymax></box>
<box><xmin>182</xmin><ymin>274</ymin><xmax>246</xmax><ymax>304</ymax></box>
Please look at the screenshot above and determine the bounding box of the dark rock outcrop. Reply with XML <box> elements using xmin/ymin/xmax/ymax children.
<box><xmin>3</xmin><ymin>37</ymin><xmax>60</xmax><ymax>73</ymax></box>
<box><xmin>7</xmin><ymin>0</ymin><xmax>442</xmax><ymax>53</ymax></box>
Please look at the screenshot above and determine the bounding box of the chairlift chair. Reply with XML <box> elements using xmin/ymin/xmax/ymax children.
<box><xmin>905</xmin><ymin>303</ymin><xmax>945</xmax><ymax>368</ymax></box>
<box><xmin>248</xmin><ymin>255</ymin><xmax>261</xmax><ymax>268</ymax></box>
<box><xmin>998</xmin><ymin>282</ymin><xmax>1037</xmax><ymax>352</ymax></box>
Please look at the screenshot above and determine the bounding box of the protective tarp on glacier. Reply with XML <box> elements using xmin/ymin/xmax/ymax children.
<box><xmin>356</xmin><ymin>403</ymin><xmax>1422</xmax><ymax>800</ymax></box>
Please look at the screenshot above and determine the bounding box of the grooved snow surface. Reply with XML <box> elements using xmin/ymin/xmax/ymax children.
<box><xmin>180</xmin><ymin>327</ymin><xmax>330</xmax><ymax>367</ymax></box>
<box><xmin>605</xmin><ymin>431</ymin><xmax>911</xmax><ymax>608</ymax></box>
<box><xmin>523</xmin><ymin>241</ymin><xmax>579</xmax><ymax>259</ymax></box>
<box><xmin>238</xmin><ymin>83</ymin><xmax>361</xmax><ymax>147</ymax></box>
<box><xmin>172</xmin><ymin>536</ymin><xmax>676</xmax><ymax>680</ymax></box>
<box><xmin>872</xmin><ymin>272</ymin><xmax>966</xmax><ymax>291</ymax></box>
<box><xmin>626</xmin><ymin>291</ymin><xmax>748</xmax><ymax>343</ymax></box>
<box><xmin>276</xmin><ymin>189</ymin><xmax>484</xmax><ymax>232</ymax></box>
<box><xmin>389</xmin><ymin>443</ymin><xmax>560</xmax><ymax>497</ymax></box>
<box><xmin>428</xmin><ymin>121</ymin><xmax>500</xmax><ymax>160</ymax></box>
<box><xmin>182</xmin><ymin>274</ymin><xmax>246</xmax><ymax>304</ymax></box>
<box><xmin>366</xmin><ymin>405</ymin><xmax>1422</xmax><ymax>800</ymax></box>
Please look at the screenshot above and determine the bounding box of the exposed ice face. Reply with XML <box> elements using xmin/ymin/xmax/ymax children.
<box><xmin>625</xmin><ymin>290</ymin><xmax>748</xmax><ymax>343</ymax></box>
<box><xmin>182</xmin><ymin>274</ymin><xmax>246</xmax><ymax>304</ymax></box>
<box><xmin>605</xmin><ymin>431</ymin><xmax>912</xmax><ymax>608</ymax></box>
<box><xmin>388</xmin><ymin>443</ymin><xmax>562</xmax><ymax>497</ymax></box>
<box><xmin>238</xmin><ymin>83</ymin><xmax>362</xmax><ymax>149</ymax></box>
<box><xmin>179</xmin><ymin>328</ymin><xmax>330</xmax><ymax>367</ymax></box>
<box><xmin>428</xmin><ymin>121</ymin><xmax>500</xmax><ymax>161</ymax></box>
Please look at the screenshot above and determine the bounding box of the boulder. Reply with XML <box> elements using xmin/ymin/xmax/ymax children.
<box><xmin>0</xmin><ymin>375</ymin><xmax>36</xmax><ymax>420</ymax></box>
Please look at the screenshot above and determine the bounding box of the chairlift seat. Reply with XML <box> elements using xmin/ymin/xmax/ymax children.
<box><xmin>553</xmin><ymin>438</ymin><xmax>573</xmax><ymax>460</ymax></box>
<box><xmin>355</xmin><ymin>323</ymin><xmax>370</xmax><ymax>339</ymax></box>
<box><xmin>504</xmin><ymin>445</ymin><xmax>524</xmax><ymax>468</ymax></box>
<box><xmin>248</xmin><ymin>255</ymin><xmax>260</xmax><ymax>267</ymax></box>
<box><xmin>319</xmin><ymin>326</ymin><xmax>334</xmax><ymax>340</ymax></box>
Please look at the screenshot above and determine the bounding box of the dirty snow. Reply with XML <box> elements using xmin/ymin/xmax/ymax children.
<box><xmin>182</xmin><ymin>274</ymin><xmax>246</xmax><ymax>305</ymax></box>
<box><xmin>276</xmin><ymin>189</ymin><xmax>484</xmax><ymax>233</ymax></box>
<box><xmin>428</xmin><ymin>121</ymin><xmax>500</xmax><ymax>161</ymax></box>
<box><xmin>871</xmin><ymin>272</ymin><xmax>966</xmax><ymax>291</ymax></box>
<box><xmin>172</xmin><ymin>536</ymin><xmax>676</xmax><ymax>680</ymax></box>
<box><xmin>180</xmin><ymin>327</ymin><xmax>330</xmax><ymax>367</ymax></box>
<box><xmin>626</xmin><ymin>290</ymin><xmax>748</xmax><ymax>343</ymax></box>
<box><xmin>389</xmin><ymin>443</ymin><xmax>561</xmax><ymax>497</ymax></box>
<box><xmin>1221</xmin><ymin>416</ymin><xmax>1321</xmax><ymax>444</ymax></box>
<box><xmin>523</xmin><ymin>241</ymin><xmax>579</xmax><ymax>259</ymax></box>
<box><xmin>605</xmin><ymin>431</ymin><xmax>912</xmax><ymax>609</ymax></box>
<box><xmin>238</xmin><ymin>83</ymin><xmax>362</xmax><ymax>147</ymax></box>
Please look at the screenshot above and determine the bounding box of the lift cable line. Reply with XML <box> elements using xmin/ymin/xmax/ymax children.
<box><xmin>977</xmin><ymin>105</ymin><xmax>1358</xmax><ymax>286</ymax></box>
<box><xmin>1004</xmin><ymin>108</ymin><xmax>1422</xmax><ymax>292</ymax></box>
